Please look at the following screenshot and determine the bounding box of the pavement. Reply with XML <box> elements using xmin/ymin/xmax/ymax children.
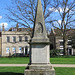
<box><xmin>0</xmin><ymin>64</ymin><xmax>75</xmax><ymax>67</ymax></box>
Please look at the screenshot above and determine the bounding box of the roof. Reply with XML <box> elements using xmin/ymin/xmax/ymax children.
<box><xmin>51</xmin><ymin>28</ymin><xmax>75</xmax><ymax>37</ymax></box>
<box><xmin>8</xmin><ymin>27</ymin><xmax>32</xmax><ymax>32</ymax></box>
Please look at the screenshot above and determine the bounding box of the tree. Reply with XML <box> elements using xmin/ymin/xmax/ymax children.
<box><xmin>6</xmin><ymin>0</ymin><xmax>57</xmax><ymax>29</ymax></box>
<box><xmin>6</xmin><ymin>0</ymin><xmax>75</xmax><ymax>55</ymax></box>
<box><xmin>71</xmin><ymin>30</ymin><xmax>75</xmax><ymax>49</ymax></box>
<box><xmin>48</xmin><ymin>0</ymin><xmax>75</xmax><ymax>55</ymax></box>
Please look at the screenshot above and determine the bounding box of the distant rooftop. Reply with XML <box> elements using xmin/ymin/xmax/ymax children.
<box><xmin>51</xmin><ymin>28</ymin><xmax>75</xmax><ymax>37</ymax></box>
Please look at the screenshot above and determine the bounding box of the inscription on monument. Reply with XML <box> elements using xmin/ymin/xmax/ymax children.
<box><xmin>32</xmin><ymin>44</ymin><xmax>48</xmax><ymax>63</ymax></box>
<box><xmin>36</xmin><ymin>22</ymin><xmax>43</xmax><ymax>33</ymax></box>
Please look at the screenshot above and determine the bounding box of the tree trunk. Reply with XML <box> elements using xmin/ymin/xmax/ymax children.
<box><xmin>63</xmin><ymin>37</ymin><xmax>67</xmax><ymax>55</ymax></box>
<box><xmin>63</xmin><ymin>25</ymin><xmax>67</xmax><ymax>56</ymax></box>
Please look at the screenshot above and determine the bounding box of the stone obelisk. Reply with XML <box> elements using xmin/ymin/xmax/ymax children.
<box><xmin>24</xmin><ymin>0</ymin><xmax>55</xmax><ymax>75</ymax></box>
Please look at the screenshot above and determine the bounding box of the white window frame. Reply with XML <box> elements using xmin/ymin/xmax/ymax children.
<box><xmin>12</xmin><ymin>47</ymin><xmax>16</xmax><ymax>53</ymax></box>
<box><xmin>13</xmin><ymin>36</ymin><xmax>16</xmax><ymax>42</ymax></box>
<box><xmin>7</xmin><ymin>36</ymin><xmax>10</xmax><ymax>42</ymax></box>
<box><xmin>19</xmin><ymin>46</ymin><xmax>22</xmax><ymax>53</ymax></box>
<box><xmin>6</xmin><ymin>47</ymin><xmax>10</xmax><ymax>54</ymax></box>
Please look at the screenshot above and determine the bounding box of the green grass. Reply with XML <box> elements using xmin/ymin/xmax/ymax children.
<box><xmin>0</xmin><ymin>57</ymin><xmax>29</xmax><ymax>64</ymax></box>
<box><xmin>0</xmin><ymin>56</ymin><xmax>75</xmax><ymax>64</ymax></box>
<box><xmin>55</xmin><ymin>67</ymin><xmax>75</xmax><ymax>75</ymax></box>
<box><xmin>0</xmin><ymin>67</ymin><xmax>25</xmax><ymax>75</ymax></box>
<box><xmin>50</xmin><ymin>57</ymin><xmax>75</xmax><ymax>64</ymax></box>
<box><xmin>0</xmin><ymin>67</ymin><xmax>75</xmax><ymax>75</ymax></box>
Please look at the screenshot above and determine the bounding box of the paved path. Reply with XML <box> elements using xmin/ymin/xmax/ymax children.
<box><xmin>0</xmin><ymin>64</ymin><xmax>75</xmax><ymax>67</ymax></box>
<box><xmin>51</xmin><ymin>64</ymin><xmax>75</xmax><ymax>67</ymax></box>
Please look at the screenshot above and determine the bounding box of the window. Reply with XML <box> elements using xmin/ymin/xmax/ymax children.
<box><xmin>25</xmin><ymin>36</ymin><xmax>28</xmax><ymax>42</ymax></box>
<box><xmin>6</xmin><ymin>47</ymin><xmax>10</xmax><ymax>53</ymax></box>
<box><xmin>13</xmin><ymin>36</ymin><xmax>16</xmax><ymax>42</ymax></box>
<box><xmin>19</xmin><ymin>36</ymin><xmax>22</xmax><ymax>42</ymax></box>
<box><xmin>19</xmin><ymin>47</ymin><xmax>22</xmax><ymax>53</ymax></box>
<box><xmin>25</xmin><ymin>46</ymin><xmax>28</xmax><ymax>55</ymax></box>
<box><xmin>68</xmin><ymin>41</ymin><xmax>72</xmax><ymax>45</ymax></box>
<box><xmin>7</xmin><ymin>36</ymin><xmax>10</xmax><ymax>42</ymax></box>
<box><xmin>60</xmin><ymin>42</ymin><xmax>63</xmax><ymax>46</ymax></box>
<box><xmin>60</xmin><ymin>48</ymin><xmax>63</xmax><ymax>55</ymax></box>
<box><xmin>13</xmin><ymin>28</ymin><xmax>17</xmax><ymax>31</ymax></box>
<box><xmin>12</xmin><ymin>47</ymin><xmax>16</xmax><ymax>53</ymax></box>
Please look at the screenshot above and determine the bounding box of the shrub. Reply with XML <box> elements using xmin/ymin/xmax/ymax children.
<box><xmin>50</xmin><ymin>49</ymin><xmax>60</xmax><ymax>57</ymax></box>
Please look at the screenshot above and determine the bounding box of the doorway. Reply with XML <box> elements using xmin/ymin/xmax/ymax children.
<box><xmin>68</xmin><ymin>48</ymin><xmax>72</xmax><ymax>55</ymax></box>
<box><xmin>25</xmin><ymin>46</ymin><xmax>28</xmax><ymax>55</ymax></box>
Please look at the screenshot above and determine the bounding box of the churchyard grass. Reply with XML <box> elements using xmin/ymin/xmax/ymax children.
<box><xmin>0</xmin><ymin>67</ymin><xmax>75</xmax><ymax>75</ymax></box>
<box><xmin>0</xmin><ymin>56</ymin><xmax>75</xmax><ymax>64</ymax></box>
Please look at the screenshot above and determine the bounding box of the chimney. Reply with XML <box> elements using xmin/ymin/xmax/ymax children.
<box><xmin>2</xmin><ymin>24</ymin><xmax>4</xmax><ymax>31</ymax></box>
<box><xmin>16</xmin><ymin>23</ymin><xmax>19</xmax><ymax>31</ymax></box>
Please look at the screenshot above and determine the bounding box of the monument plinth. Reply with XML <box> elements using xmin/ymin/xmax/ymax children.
<box><xmin>24</xmin><ymin>0</ymin><xmax>55</xmax><ymax>75</ymax></box>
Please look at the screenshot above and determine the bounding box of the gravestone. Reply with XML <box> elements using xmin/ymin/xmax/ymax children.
<box><xmin>24</xmin><ymin>0</ymin><xmax>55</xmax><ymax>75</ymax></box>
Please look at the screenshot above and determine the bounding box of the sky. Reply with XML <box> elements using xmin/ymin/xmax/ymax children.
<box><xmin>0</xmin><ymin>0</ymin><xmax>16</xmax><ymax>30</ymax></box>
<box><xmin>0</xmin><ymin>0</ymin><xmax>75</xmax><ymax>30</ymax></box>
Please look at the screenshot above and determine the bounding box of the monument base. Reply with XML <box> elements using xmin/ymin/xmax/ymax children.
<box><xmin>24</xmin><ymin>64</ymin><xmax>55</xmax><ymax>75</ymax></box>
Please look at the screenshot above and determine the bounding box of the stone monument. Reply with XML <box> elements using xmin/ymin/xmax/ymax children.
<box><xmin>24</xmin><ymin>0</ymin><xmax>55</xmax><ymax>75</ymax></box>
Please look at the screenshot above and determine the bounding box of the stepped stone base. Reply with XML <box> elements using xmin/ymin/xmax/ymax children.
<box><xmin>24</xmin><ymin>64</ymin><xmax>55</xmax><ymax>75</ymax></box>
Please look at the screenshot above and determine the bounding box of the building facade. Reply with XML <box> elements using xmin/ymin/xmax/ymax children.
<box><xmin>2</xmin><ymin>24</ymin><xmax>31</xmax><ymax>56</ymax></box>
<box><xmin>1</xmin><ymin>24</ymin><xmax>75</xmax><ymax>56</ymax></box>
<box><xmin>0</xmin><ymin>32</ymin><xmax>2</xmax><ymax>56</ymax></box>
<box><xmin>50</xmin><ymin>28</ymin><xmax>75</xmax><ymax>55</ymax></box>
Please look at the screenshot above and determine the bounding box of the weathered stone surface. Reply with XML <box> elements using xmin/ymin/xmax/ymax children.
<box><xmin>29</xmin><ymin>64</ymin><xmax>52</xmax><ymax>70</ymax></box>
<box><xmin>31</xmin><ymin>38</ymin><xmax>50</xmax><ymax>44</ymax></box>
<box><xmin>24</xmin><ymin>0</ymin><xmax>55</xmax><ymax>75</ymax></box>
<box><xmin>32</xmin><ymin>0</ymin><xmax>48</xmax><ymax>42</ymax></box>
<box><xmin>31</xmin><ymin>44</ymin><xmax>50</xmax><ymax>64</ymax></box>
<box><xmin>24</xmin><ymin>68</ymin><xmax>55</xmax><ymax>75</ymax></box>
<box><xmin>24</xmin><ymin>64</ymin><xmax>55</xmax><ymax>75</ymax></box>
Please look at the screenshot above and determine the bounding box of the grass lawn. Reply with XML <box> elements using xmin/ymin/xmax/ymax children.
<box><xmin>0</xmin><ymin>67</ymin><xmax>75</xmax><ymax>75</ymax></box>
<box><xmin>55</xmin><ymin>67</ymin><xmax>75</xmax><ymax>75</ymax></box>
<box><xmin>0</xmin><ymin>56</ymin><xmax>75</xmax><ymax>64</ymax></box>
<box><xmin>0</xmin><ymin>57</ymin><xmax>29</xmax><ymax>64</ymax></box>
<box><xmin>50</xmin><ymin>57</ymin><xmax>75</xmax><ymax>64</ymax></box>
<box><xmin>0</xmin><ymin>67</ymin><xmax>25</xmax><ymax>75</ymax></box>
